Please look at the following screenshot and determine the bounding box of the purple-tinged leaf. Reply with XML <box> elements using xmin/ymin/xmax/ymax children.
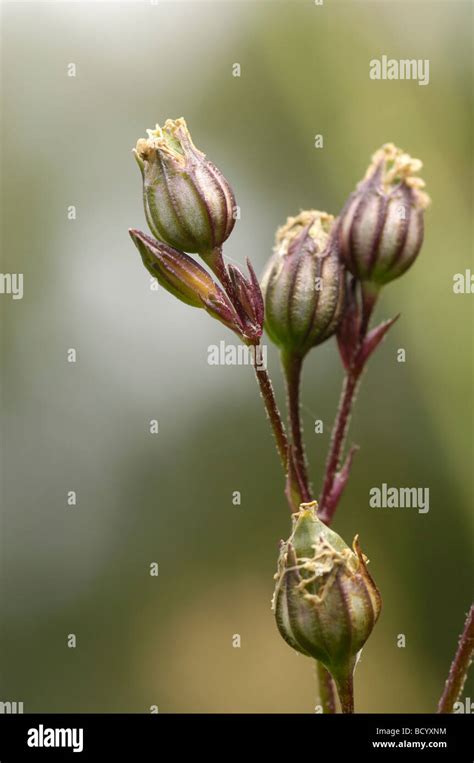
<box><xmin>319</xmin><ymin>445</ymin><xmax>359</xmax><ymax>523</ymax></box>
<box><xmin>358</xmin><ymin>314</ymin><xmax>400</xmax><ymax>368</ymax></box>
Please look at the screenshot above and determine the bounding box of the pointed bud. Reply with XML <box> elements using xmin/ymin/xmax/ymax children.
<box><xmin>133</xmin><ymin>118</ymin><xmax>236</xmax><ymax>260</ymax></box>
<box><xmin>261</xmin><ymin>211</ymin><xmax>345</xmax><ymax>357</ymax></box>
<box><xmin>129</xmin><ymin>229</ymin><xmax>243</xmax><ymax>335</ymax></box>
<box><xmin>130</xmin><ymin>228</ymin><xmax>217</xmax><ymax>307</ymax></box>
<box><xmin>272</xmin><ymin>502</ymin><xmax>381</xmax><ymax>698</ymax></box>
<box><xmin>338</xmin><ymin>143</ymin><xmax>430</xmax><ymax>285</ymax></box>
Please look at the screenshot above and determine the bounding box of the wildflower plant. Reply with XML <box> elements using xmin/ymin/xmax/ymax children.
<box><xmin>129</xmin><ymin>119</ymin><xmax>473</xmax><ymax>713</ymax></box>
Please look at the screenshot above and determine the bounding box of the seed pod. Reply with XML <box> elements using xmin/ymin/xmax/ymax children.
<box><xmin>261</xmin><ymin>211</ymin><xmax>345</xmax><ymax>357</ymax></box>
<box><xmin>272</xmin><ymin>502</ymin><xmax>381</xmax><ymax>701</ymax></box>
<box><xmin>133</xmin><ymin>118</ymin><xmax>236</xmax><ymax>261</ymax></box>
<box><xmin>338</xmin><ymin>143</ymin><xmax>430</xmax><ymax>285</ymax></box>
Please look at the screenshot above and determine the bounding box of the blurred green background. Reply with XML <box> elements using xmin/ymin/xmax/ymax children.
<box><xmin>1</xmin><ymin>0</ymin><xmax>472</xmax><ymax>713</ymax></box>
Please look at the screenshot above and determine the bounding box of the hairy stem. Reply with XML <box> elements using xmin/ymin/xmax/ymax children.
<box><xmin>319</xmin><ymin>283</ymin><xmax>380</xmax><ymax>525</ymax></box>
<box><xmin>253</xmin><ymin>363</ymin><xmax>289</xmax><ymax>474</ymax></box>
<box><xmin>281</xmin><ymin>351</ymin><xmax>312</xmax><ymax>503</ymax></box>
<box><xmin>335</xmin><ymin>673</ymin><xmax>355</xmax><ymax>714</ymax></box>
<box><xmin>316</xmin><ymin>662</ymin><xmax>338</xmax><ymax>714</ymax></box>
<box><xmin>319</xmin><ymin>370</ymin><xmax>360</xmax><ymax>523</ymax></box>
<box><xmin>438</xmin><ymin>604</ymin><xmax>474</xmax><ymax>713</ymax></box>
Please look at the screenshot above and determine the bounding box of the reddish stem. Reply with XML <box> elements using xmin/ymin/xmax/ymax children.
<box><xmin>316</xmin><ymin>663</ymin><xmax>338</xmax><ymax>714</ymax></box>
<box><xmin>438</xmin><ymin>605</ymin><xmax>474</xmax><ymax>713</ymax></box>
<box><xmin>319</xmin><ymin>283</ymin><xmax>380</xmax><ymax>525</ymax></box>
<box><xmin>336</xmin><ymin>672</ymin><xmax>355</xmax><ymax>714</ymax></box>
<box><xmin>281</xmin><ymin>352</ymin><xmax>312</xmax><ymax>503</ymax></box>
<box><xmin>253</xmin><ymin>362</ymin><xmax>288</xmax><ymax>467</ymax></box>
<box><xmin>319</xmin><ymin>370</ymin><xmax>360</xmax><ymax>524</ymax></box>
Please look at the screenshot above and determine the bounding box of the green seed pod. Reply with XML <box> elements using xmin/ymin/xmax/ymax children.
<box><xmin>261</xmin><ymin>211</ymin><xmax>345</xmax><ymax>357</ymax></box>
<box><xmin>338</xmin><ymin>143</ymin><xmax>430</xmax><ymax>285</ymax></box>
<box><xmin>134</xmin><ymin>118</ymin><xmax>236</xmax><ymax>261</ymax></box>
<box><xmin>272</xmin><ymin>502</ymin><xmax>381</xmax><ymax>704</ymax></box>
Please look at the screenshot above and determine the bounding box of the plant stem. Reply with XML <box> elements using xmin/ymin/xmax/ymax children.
<box><xmin>319</xmin><ymin>282</ymin><xmax>380</xmax><ymax>525</ymax></box>
<box><xmin>253</xmin><ymin>362</ymin><xmax>289</xmax><ymax>474</ymax></box>
<box><xmin>438</xmin><ymin>604</ymin><xmax>474</xmax><ymax>713</ymax></box>
<box><xmin>281</xmin><ymin>351</ymin><xmax>312</xmax><ymax>503</ymax></box>
<box><xmin>316</xmin><ymin>662</ymin><xmax>338</xmax><ymax>714</ymax></box>
<box><xmin>335</xmin><ymin>673</ymin><xmax>355</xmax><ymax>714</ymax></box>
<box><xmin>319</xmin><ymin>369</ymin><xmax>360</xmax><ymax>524</ymax></box>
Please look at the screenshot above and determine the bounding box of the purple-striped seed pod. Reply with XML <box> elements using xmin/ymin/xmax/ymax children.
<box><xmin>133</xmin><ymin>118</ymin><xmax>236</xmax><ymax>261</ymax></box>
<box><xmin>261</xmin><ymin>211</ymin><xmax>345</xmax><ymax>357</ymax></box>
<box><xmin>338</xmin><ymin>144</ymin><xmax>430</xmax><ymax>285</ymax></box>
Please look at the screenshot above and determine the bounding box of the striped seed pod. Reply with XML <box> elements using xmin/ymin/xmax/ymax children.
<box><xmin>260</xmin><ymin>211</ymin><xmax>345</xmax><ymax>358</ymax></box>
<box><xmin>338</xmin><ymin>143</ymin><xmax>430</xmax><ymax>285</ymax></box>
<box><xmin>134</xmin><ymin>118</ymin><xmax>236</xmax><ymax>262</ymax></box>
<box><xmin>272</xmin><ymin>502</ymin><xmax>382</xmax><ymax>705</ymax></box>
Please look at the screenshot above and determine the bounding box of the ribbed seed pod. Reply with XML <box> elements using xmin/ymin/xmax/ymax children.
<box><xmin>272</xmin><ymin>502</ymin><xmax>382</xmax><ymax>698</ymax></box>
<box><xmin>338</xmin><ymin>143</ymin><xmax>430</xmax><ymax>285</ymax></box>
<box><xmin>134</xmin><ymin>118</ymin><xmax>236</xmax><ymax>260</ymax></box>
<box><xmin>261</xmin><ymin>211</ymin><xmax>345</xmax><ymax>357</ymax></box>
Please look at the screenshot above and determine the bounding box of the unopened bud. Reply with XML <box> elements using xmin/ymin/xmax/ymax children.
<box><xmin>338</xmin><ymin>143</ymin><xmax>430</xmax><ymax>285</ymax></box>
<box><xmin>272</xmin><ymin>502</ymin><xmax>381</xmax><ymax>701</ymax></box>
<box><xmin>129</xmin><ymin>229</ymin><xmax>243</xmax><ymax>336</ymax></box>
<box><xmin>261</xmin><ymin>211</ymin><xmax>345</xmax><ymax>357</ymax></box>
<box><xmin>133</xmin><ymin>118</ymin><xmax>236</xmax><ymax>261</ymax></box>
